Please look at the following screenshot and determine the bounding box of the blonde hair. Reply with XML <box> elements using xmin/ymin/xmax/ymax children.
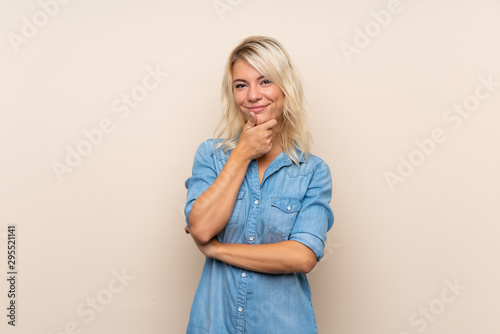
<box><xmin>214</xmin><ymin>36</ymin><xmax>312</xmax><ymax>165</ymax></box>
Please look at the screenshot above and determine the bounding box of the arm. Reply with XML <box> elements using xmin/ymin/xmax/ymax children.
<box><xmin>187</xmin><ymin>232</ymin><xmax>317</xmax><ymax>274</ymax></box>
<box><xmin>188</xmin><ymin>113</ymin><xmax>277</xmax><ymax>244</ymax></box>
<box><xmin>186</xmin><ymin>159</ymin><xmax>334</xmax><ymax>274</ymax></box>
<box><xmin>187</xmin><ymin>146</ymin><xmax>250</xmax><ymax>244</ymax></box>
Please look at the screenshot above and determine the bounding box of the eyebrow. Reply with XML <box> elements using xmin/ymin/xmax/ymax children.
<box><xmin>233</xmin><ymin>75</ymin><xmax>265</xmax><ymax>84</ymax></box>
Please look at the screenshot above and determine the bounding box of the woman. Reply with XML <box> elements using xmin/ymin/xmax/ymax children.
<box><xmin>184</xmin><ymin>36</ymin><xmax>334</xmax><ymax>334</ymax></box>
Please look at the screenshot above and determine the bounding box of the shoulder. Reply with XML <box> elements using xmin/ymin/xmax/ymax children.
<box><xmin>286</xmin><ymin>151</ymin><xmax>331</xmax><ymax>177</ymax></box>
<box><xmin>194</xmin><ymin>138</ymin><xmax>231</xmax><ymax>161</ymax></box>
<box><xmin>305</xmin><ymin>153</ymin><xmax>328</xmax><ymax>169</ymax></box>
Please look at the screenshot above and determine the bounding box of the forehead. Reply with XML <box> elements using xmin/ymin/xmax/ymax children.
<box><xmin>232</xmin><ymin>59</ymin><xmax>264</xmax><ymax>80</ymax></box>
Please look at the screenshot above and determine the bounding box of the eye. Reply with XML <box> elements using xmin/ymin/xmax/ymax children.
<box><xmin>261</xmin><ymin>79</ymin><xmax>272</xmax><ymax>85</ymax></box>
<box><xmin>234</xmin><ymin>83</ymin><xmax>246</xmax><ymax>89</ymax></box>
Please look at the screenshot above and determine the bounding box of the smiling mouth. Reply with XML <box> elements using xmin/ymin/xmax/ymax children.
<box><xmin>246</xmin><ymin>105</ymin><xmax>269</xmax><ymax>112</ymax></box>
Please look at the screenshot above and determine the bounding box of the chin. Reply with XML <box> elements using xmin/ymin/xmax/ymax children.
<box><xmin>255</xmin><ymin>114</ymin><xmax>266</xmax><ymax>125</ymax></box>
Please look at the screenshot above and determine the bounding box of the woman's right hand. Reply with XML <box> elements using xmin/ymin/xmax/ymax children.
<box><xmin>236</xmin><ymin>112</ymin><xmax>278</xmax><ymax>161</ymax></box>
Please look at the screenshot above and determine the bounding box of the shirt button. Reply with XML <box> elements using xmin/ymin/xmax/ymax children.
<box><xmin>249</xmin><ymin>236</ymin><xmax>254</xmax><ymax>241</ymax></box>
<box><xmin>287</xmin><ymin>205</ymin><xmax>291</xmax><ymax>211</ymax></box>
<box><xmin>241</xmin><ymin>272</ymin><xmax>247</xmax><ymax>277</ymax></box>
<box><xmin>254</xmin><ymin>199</ymin><xmax>259</xmax><ymax>205</ymax></box>
<box><xmin>238</xmin><ymin>307</ymin><xmax>243</xmax><ymax>312</ymax></box>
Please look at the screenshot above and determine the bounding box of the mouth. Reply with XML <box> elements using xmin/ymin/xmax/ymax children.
<box><xmin>246</xmin><ymin>104</ymin><xmax>269</xmax><ymax>112</ymax></box>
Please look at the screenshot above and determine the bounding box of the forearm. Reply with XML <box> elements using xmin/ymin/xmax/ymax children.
<box><xmin>188</xmin><ymin>146</ymin><xmax>251</xmax><ymax>243</ymax></box>
<box><xmin>212</xmin><ymin>240</ymin><xmax>317</xmax><ymax>274</ymax></box>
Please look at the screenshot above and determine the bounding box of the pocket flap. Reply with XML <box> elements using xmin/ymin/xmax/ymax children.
<box><xmin>237</xmin><ymin>190</ymin><xmax>246</xmax><ymax>200</ymax></box>
<box><xmin>270</xmin><ymin>197</ymin><xmax>302</xmax><ymax>213</ymax></box>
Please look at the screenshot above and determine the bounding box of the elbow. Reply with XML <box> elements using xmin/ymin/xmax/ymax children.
<box><xmin>289</xmin><ymin>241</ymin><xmax>318</xmax><ymax>273</ymax></box>
<box><xmin>296</xmin><ymin>251</ymin><xmax>317</xmax><ymax>274</ymax></box>
<box><xmin>299</xmin><ymin>257</ymin><xmax>317</xmax><ymax>274</ymax></box>
<box><xmin>188</xmin><ymin>221</ymin><xmax>212</xmax><ymax>245</ymax></box>
<box><xmin>191</xmin><ymin>233</ymin><xmax>211</xmax><ymax>245</ymax></box>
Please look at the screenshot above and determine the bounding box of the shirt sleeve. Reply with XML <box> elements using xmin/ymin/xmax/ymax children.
<box><xmin>288</xmin><ymin>161</ymin><xmax>334</xmax><ymax>261</ymax></box>
<box><xmin>184</xmin><ymin>140</ymin><xmax>218</xmax><ymax>227</ymax></box>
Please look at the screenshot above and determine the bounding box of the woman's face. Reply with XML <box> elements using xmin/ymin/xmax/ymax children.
<box><xmin>232</xmin><ymin>59</ymin><xmax>285</xmax><ymax>127</ymax></box>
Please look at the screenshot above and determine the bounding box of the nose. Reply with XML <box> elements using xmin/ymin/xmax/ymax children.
<box><xmin>247</xmin><ymin>84</ymin><xmax>262</xmax><ymax>102</ymax></box>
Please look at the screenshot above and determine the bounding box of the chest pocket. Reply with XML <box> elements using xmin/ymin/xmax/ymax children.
<box><xmin>268</xmin><ymin>197</ymin><xmax>303</xmax><ymax>240</ymax></box>
<box><xmin>228</xmin><ymin>190</ymin><xmax>247</xmax><ymax>225</ymax></box>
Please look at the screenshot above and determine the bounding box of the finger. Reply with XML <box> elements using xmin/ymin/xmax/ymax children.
<box><xmin>259</xmin><ymin>118</ymin><xmax>278</xmax><ymax>129</ymax></box>
<box><xmin>246</xmin><ymin>111</ymin><xmax>256</xmax><ymax>128</ymax></box>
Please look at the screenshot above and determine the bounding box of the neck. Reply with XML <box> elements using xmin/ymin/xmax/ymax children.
<box><xmin>259</xmin><ymin>137</ymin><xmax>283</xmax><ymax>163</ymax></box>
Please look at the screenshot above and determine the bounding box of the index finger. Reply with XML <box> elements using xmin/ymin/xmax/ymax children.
<box><xmin>258</xmin><ymin>118</ymin><xmax>278</xmax><ymax>129</ymax></box>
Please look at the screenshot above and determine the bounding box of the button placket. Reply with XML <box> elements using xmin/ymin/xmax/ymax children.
<box><xmin>235</xmin><ymin>160</ymin><xmax>257</xmax><ymax>333</ymax></box>
<box><xmin>246</xmin><ymin>160</ymin><xmax>260</xmax><ymax>245</ymax></box>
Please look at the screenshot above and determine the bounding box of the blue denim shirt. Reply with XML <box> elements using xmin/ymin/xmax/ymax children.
<box><xmin>184</xmin><ymin>139</ymin><xmax>334</xmax><ymax>334</ymax></box>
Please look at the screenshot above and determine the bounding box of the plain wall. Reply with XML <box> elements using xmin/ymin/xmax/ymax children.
<box><xmin>1</xmin><ymin>0</ymin><xmax>499</xmax><ymax>333</ymax></box>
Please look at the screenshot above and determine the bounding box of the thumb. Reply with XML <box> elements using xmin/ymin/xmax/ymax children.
<box><xmin>246</xmin><ymin>111</ymin><xmax>256</xmax><ymax>127</ymax></box>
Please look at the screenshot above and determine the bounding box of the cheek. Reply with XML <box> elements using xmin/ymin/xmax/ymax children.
<box><xmin>238</xmin><ymin>109</ymin><xmax>249</xmax><ymax>122</ymax></box>
<box><xmin>273</xmin><ymin>98</ymin><xmax>284</xmax><ymax>115</ymax></box>
<box><xmin>234</xmin><ymin>98</ymin><xmax>246</xmax><ymax>113</ymax></box>
<box><xmin>233</xmin><ymin>92</ymin><xmax>245</xmax><ymax>106</ymax></box>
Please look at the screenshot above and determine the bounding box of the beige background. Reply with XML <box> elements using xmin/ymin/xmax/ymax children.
<box><xmin>1</xmin><ymin>0</ymin><xmax>499</xmax><ymax>333</ymax></box>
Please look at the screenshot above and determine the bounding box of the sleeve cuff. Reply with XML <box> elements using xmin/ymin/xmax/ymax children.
<box><xmin>289</xmin><ymin>232</ymin><xmax>325</xmax><ymax>261</ymax></box>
